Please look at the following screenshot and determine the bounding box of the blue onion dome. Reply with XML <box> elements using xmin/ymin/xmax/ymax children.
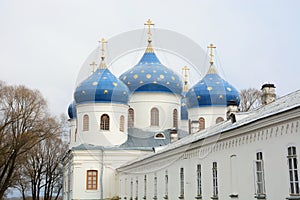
<box><xmin>119</xmin><ymin>41</ymin><xmax>183</xmax><ymax>95</ymax></box>
<box><xmin>181</xmin><ymin>92</ymin><xmax>188</xmax><ymax>120</ymax></box>
<box><xmin>74</xmin><ymin>57</ymin><xmax>130</xmax><ymax>104</ymax></box>
<box><xmin>68</xmin><ymin>101</ymin><xmax>77</xmax><ymax>119</ymax></box>
<box><xmin>186</xmin><ymin>65</ymin><xmax>240</xmax><ymax>108</ymax></box>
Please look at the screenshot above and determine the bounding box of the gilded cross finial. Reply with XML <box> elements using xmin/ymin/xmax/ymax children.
<box><xmin>144</xmin><ymin>19</ymin><xmax>155</xmax><ymax>43</ymax></box>
<box><xmin>89</xmin><ymin>61</ymin><xmax>97</xmax><ymax>73</ymax></box>
<box><xmin>98</xmin><ymin>38</ymin><xmax>108</xmax><ymax>69</ymax></box>
<box><xmin>208</xmin><ymin>43</ymin><xmax>216</xmax><ymax>65</ymax></box>
<box><xmin>182</xmin><ymin>66</ymin><xmax>190</xmax><ymax>92</ymax></box>
<box><xmin>99</xmin><ymin>38</ymin><xmax>108</xmax><ymax>60</ymax></box>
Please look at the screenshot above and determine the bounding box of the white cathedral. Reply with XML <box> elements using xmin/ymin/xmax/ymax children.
<box><xmin>63</xmin><ymin>20</ymin><xmax>300</xmax><ymax>200</ymax></box>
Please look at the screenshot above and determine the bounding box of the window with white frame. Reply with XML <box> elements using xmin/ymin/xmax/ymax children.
<box><xmin>100</xmin><ymin>114</ymin><xmax>109</xmax><ymax>130</ymax></box>
<box><xmin>173</xmin><ymin>109</ymin><xmax>178</xmax><ymax>128</ymax></box>
<box><xmin>165</xmin><ymin>170</ymin><xmax>168</xmax><ymax>198</ymax></box>
<box><xmin>212</xmin><ymin>162</ymin><xmax>218</xmax><ymax>198</ymax></box>
<box><xmin>120</xmin><ymin>115</ymin><xmax>125</xmax><ymax>132</ymax></box>
<box><xmin>144</xmin><ymin>175</ymin><xmax>147</xmax><ymax>198</ymax></box>
<box><xmin>254</xmin><ymin>152</ymin><xmax>266</xmax><ymax>197</ymax></box>
<box><xmin>136</xmin><ymin>178</ymin><xmax>138</xmax><ymax>200</ymax></box>
<box><xmin>86</xmin><ymin>170</ymin><xmax>98</xmax><ymax>190</ymax></box>
<box><xmin>128</xmin><ymin>108</ymin><xmax>134</xmax><ymax>128</ymax></box>
<box><xmin>130</xmin><ymin>178</ymin><xmax>133</xmax><ymax>200</ymax></box>
<box><xmin>151</xmin><ymin>107</ymin><xmax>159</xmax><ymax>126</ymax></box>
<box><xmin>287</xmin><ymin>146</ymin><xmax>300</xmax><ymax>195</ymax></box>
<box><xmin>83</xmin><ymin>114</ymin><xmax>89</xmax><ymax>131</ymax></box>
<box><xmin>154</xmin><ymin>173</ymin><xmax>158</xmax><ymax>199</ymax></box>
<box><xmin>180</xmin><ymin>168</ymin><xmax>184</xmax><ymax>198</ymax></box>
<box><xmin>197</xmin><ymin>164</ymin><xmax>202</xmax><ymax>197</ymax></box>
<box><xmin>199</xmin><ymin>117</ymin><xmax>205</xmax><ymax>130</ymax></box>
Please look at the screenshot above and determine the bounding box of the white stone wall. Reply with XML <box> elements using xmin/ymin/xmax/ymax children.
<box><xmin>118</xmin><ymin>111</ymin><xmax>300</xmax><ymax>200</ymax></box>
<box><xmin>129</xmin><ymin>92</ymin><xmax>181</xmax><ymax>131</ymax></box>
<box><xmin>188</xmin><ymin>106</ymin><xmax>227</xmax><ymax>132</ymax></box>
<box><xmin>70</xmin><ymin>103</ymin><xmax>129</xmax><ymax>148</ymax></box>
<box><xmin>63</xmin><ymin>149</ymin><xmax>152</xmax><ymax>200</ymax></box>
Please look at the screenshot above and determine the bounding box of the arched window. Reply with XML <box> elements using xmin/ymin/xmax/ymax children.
<box><xmin>216</xmin><ymin>117</ymin><xmax>224</xmax><ymax>124</ymax></box>
<box><xmin>128</xmin><ymin>108</ymin><xmax>134</xmax><ymax>128</ymax></box>
<box><xmin>151</xmin><ymin>107</ymin><xmax>159</xmax><ymax>126</ymax></box>
<box><xmin>100</xmin><ymin>114</ymin><xmax>109</xmax><ymax>130</ymax></box>
<box><xmin>155</xmin><ymin>133</ymin><xmax>165</xmax><ymax>139</ymax></box>
<box><xmin>83</xmin><ymin>114</ymin><xmax>89</xmax><ymax>131</ymax></box>
<box><xmin>199</xmin><ymin>117</ymin><xmax>205</xmax><ymax>130</ymax></box>
<box><xmin>173</xmin><ymin>109</ymin><xmax>178</xmax><ymax>128</ymax></box>
<box><xmin>120</xmin><ymin>115</ymin><xmax>125</xmax><ymax>132</ymax></box>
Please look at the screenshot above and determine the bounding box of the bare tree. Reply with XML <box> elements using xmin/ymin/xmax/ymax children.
<box><xmin>0</xmin><ymin>83</ymin><xmax>61</xmax><ymax>199</ymax></box>
<box><xmin>239</xmin><ymin>88</ymin><xmax>262</xmax><ymax>112</ymax></box>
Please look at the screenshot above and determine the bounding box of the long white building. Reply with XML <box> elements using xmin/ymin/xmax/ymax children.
<box><xmin>63</xmin><ymin>21</ymin><xmax>300</xmax><ymax>200</ymax></box>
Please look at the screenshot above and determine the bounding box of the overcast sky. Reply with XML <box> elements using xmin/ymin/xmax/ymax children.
<box><xmin>0</xmin><ymin>0</ymin><xmax>299</xmax><ymax>116</ymax></box>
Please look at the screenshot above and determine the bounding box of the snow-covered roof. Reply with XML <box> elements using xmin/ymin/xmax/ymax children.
<box><xmin>118</xmin><ymin>89</ymin><xmax>300</xmax><ymax>169</ymax></box>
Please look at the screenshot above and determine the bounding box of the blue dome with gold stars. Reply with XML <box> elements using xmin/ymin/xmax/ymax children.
<box><xmin>186</xmin><ymin>65</ymin><xmax>240</xmax><ymax>108</ymax></box>
<box><xmin>119</xmin><ymin>43</ymin><xmax>183</xmax><ymax>95</ymax></box>
<box><xmin>68</xmin><ymin>101</ymin><xmax>76</xmax><ymax>119</ymax></box>
<box><xmin>74</xmin><ymin>68</ymin><xmax>130</xmax><ymax>104</ymax></box>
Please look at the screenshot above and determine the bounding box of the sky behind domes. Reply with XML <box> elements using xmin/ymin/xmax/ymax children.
<box><xmin>0</xmin><ymin>0</ymin><xmax>299</xmax><ymax>115</ymax></box>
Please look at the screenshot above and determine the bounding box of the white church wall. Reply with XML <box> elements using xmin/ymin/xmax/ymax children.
<box><xmin>71</xmin><ymin>103</ymin><xmax>128</xmax><ymax>147</ymax></box>
<box><xmin>129</xmin><ymin>92</ymin><xmax>181</xmax><ymax>131</ymax></box>
<box><xmin>188</xmin><ymin>106</ymin><xmax>226</xmax><ymax>132</ymax></box>
<box><xmin>117</xmin><ymin>110</ymin><xmax>300</xmax><ymax>200</ymax></box>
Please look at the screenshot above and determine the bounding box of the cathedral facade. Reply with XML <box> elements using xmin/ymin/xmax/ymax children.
<box><xmin>63</xmin><ymin>21</ymin><xmax>300</xmax><ymax>200</ymax></box>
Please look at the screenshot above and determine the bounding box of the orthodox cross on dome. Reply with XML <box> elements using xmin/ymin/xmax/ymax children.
<box><xmin>144</xmin><ymin>19</ymin><xmax>155</xmax><ymax>42</ymax></box>
<box><xmin>89</xmin><ymin>61</ymin><xmax>97</xmax><ymax>73</ymax></box>
<box><xmin>98</xmin><ymin>38</ymin><xmax>108</xmax><ymax>69</ymax></box>
<box><xmin>208</xmin><ymin>43</ymin><xmax>216</xmax><ymax>65</ymax></box>
<box><xmin>207</xmin><ymin>43</ymin><xmax>218</xmax><ymax>74</ymax></box>
<box><xmin>144</xmin><ymin>19</ymin><xmax>155</xmax><ymax>53</ymax></box>
<box><xmin>182</xmin><ymin>66</ymin><xmax>190</xmax><ymax>92</ymax></box>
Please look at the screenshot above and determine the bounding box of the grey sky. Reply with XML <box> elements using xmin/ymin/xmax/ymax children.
<box><xmin>0</xmin><ymin>0</ymin><xmax>299</xmax><ymax>116</ymax></box>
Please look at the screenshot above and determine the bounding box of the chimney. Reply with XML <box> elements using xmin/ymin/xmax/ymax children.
<box><xmin>227</xmin><ymin>100</ymin><xmax>238</xmax><ymax>122</ymax></box>
<box><xmin>261</xmin><ymin>83</ymin><xmax>276</xmax><ymax>105</ymax></box>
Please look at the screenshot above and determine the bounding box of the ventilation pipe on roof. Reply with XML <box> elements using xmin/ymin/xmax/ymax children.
<box><xmin>261</xmin><ymin>83</ymin><xmax>276</xmax><ymax>105</ymax></box>
<box><xmin>227</xmin><ymin>100</ymin><xmax>238</xmax><ymax>123</ymax></box>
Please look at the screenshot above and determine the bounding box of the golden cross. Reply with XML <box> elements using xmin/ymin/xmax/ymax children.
<box><xmin>182</xmin><ymin>66</ymin><xmax>189</xmax><ymax>92</ymax></box>
<box><xmin>207</xmin><ymin>43</ymin><xmax>216</xmax><ymax>65</ymax></box>
<box><xmin>99</xmin><ymin>38</ymin><xmax>108</xmax><ymax>59</ymax></box>
<box><xmin>89</xmin><ymin>61</ymin><xmax>97</xmax><ymax>73</ymax></box>
<box><xmin>144</xmin><ymin>19</ymin><xmax>155</xmax><ymax>42</ymax></box>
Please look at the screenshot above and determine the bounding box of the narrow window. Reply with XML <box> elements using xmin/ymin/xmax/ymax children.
<box><xmin>165</xmin><ymin>170</ymin><xmax>168</xmax><ymax>198</ymax></box>
<box><xmin>254</xmin><ymin>152</ymin><xmax>266</xmax><ymax>197</ymax></box>
<box><xmin>151</xmin><ymin>107</ymin><xmax>159</xmax><ymax>126</ymax></box>
<box><xmin>197</xmin><ymin>164</ymin><xmax>202</xmax><ymax>197</ymax></box>
<box><xmin>86</xmin><ymin>170</ymin><xmax>98</xmax><ymax>190</ymax></box>
<box><xmin>144</xmin><ymin>175</ymin><xmax>147</xmax><ymax>199</ymax></box>
<box><xmin>216</xmin><ymin>117</ymin><xmax>224</xmax><ymax>124</ymax></box>
<box><xmin>120</xmin><ymin>115</ymin><xmax>125</xmax><ymax>132</ymax></box>
<box><xmin>100</xmin><ymin>114</ymin><xmax>109</xmax><ymax>130</ymax></box>
<box><xmin>75</xmin><ymin>128</ymin><xmax>77</xmax><ymax>142</ymax></box>
<box><xmin>128</xmin><ymin>108</ymin><xmax>134</xmax><ymax>128</ymax></box>
<box><xmin>130</xmin><ymin>178</ymin><xmax>133</xmax><ymax>200</ymax></box>
<box><xmin>173</xmin><ymin>109</ymin><xmax>178</xmax><ymax>128</ymax></box>
<box><xmin>180</xmin><ymin>168</ymin><xmax>184</xmax><ymax>198</ymax></box>
<box><xmin>136</xmin><ymin>178</ymin><xmax>138</xmax><ymax>200</ymax></box>
<box><xmin>199</xmin><ymin>117</ymin><xmax>205</xmax><ymax>130</ymax></box>
<box><xmin>288</xmin><ymin>146</ymin><xmax>300</xmax><ymax>195</ymax></box>
<box><xmin>154</xmin><ymin>173</ymin><xmax>158</xmax><ymax>199</ymax></box>
<box><xmin>83</xmin><ymin>114</ymin><xmax>89</xmax><ymax>131</ymax></box>
<box><xmin>212</xmin><ymin>162</ymin><xmax>218</xmax><ymax>198</ymax></box>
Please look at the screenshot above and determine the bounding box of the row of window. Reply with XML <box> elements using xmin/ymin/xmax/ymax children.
<box><xmin>81</xmin><ymin>108</ymin><xmax>179</xmax><ymax>132</ymax></box>
<box><xmin>119</xmin><ymin>146</ymin><xmax>299</xmax><ymax>199</ymax></box>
